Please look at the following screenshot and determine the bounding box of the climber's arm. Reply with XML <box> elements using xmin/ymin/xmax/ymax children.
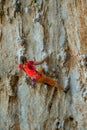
<box><xmin>34</xmin><ymin>55</ymin><xmax>49</xmax><ymax>65</ymax></box>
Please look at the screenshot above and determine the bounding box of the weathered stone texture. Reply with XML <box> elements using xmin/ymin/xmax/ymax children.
<box><xmin>0</xmin><ymin>0</ymin><xmax>87</xmax><ymax>130</ymax></box>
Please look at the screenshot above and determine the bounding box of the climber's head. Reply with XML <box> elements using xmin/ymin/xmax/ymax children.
<box><xmin>20</xmin><ymin>56</ymin><xmax>27</xmax><ymax>64</ymax></box>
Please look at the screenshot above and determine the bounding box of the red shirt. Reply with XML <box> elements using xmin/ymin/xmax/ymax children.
<box><xmin>18</xmin><ymin>60</ymin><xmax>41</xmax><ymax>80</ymax></box>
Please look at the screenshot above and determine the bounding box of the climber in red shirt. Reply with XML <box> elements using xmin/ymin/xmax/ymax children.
<box><xmin>15</xmin><ymin>55</ymin><xmax>64</xmax><ymax>90</ymax></box>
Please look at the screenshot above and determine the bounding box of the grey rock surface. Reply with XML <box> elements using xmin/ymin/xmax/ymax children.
<box><xmin>0</xmin><ymin>0</ymin><xmax>87</xmax><ymax>130</ymax></box>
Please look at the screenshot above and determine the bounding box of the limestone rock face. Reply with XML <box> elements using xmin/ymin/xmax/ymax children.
<box><xmin>0</xmin><ymin>0</ymin><xmax>87</xmax><ymax>130</ymax></box>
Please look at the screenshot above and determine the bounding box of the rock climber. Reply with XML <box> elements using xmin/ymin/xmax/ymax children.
<box><xmin>15</xmin><ymin>55</ymin><xmax>64</xmax><ymax>91</ymax></box>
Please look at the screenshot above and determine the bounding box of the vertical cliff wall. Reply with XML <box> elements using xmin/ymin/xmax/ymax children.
<box><xmin>0</xmin><ymin>0</ymin><xmax>87</xmax><ymax>130</ymax></box>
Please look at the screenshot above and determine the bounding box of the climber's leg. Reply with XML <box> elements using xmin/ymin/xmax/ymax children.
<box><xmin>36</xmin><ymin>74</ymin><xmax>64</xmax><ymax>90</ymax></box>
<box><xmin>43</xmin><ymin>75</ymin><xmax>63</xmax><ymax>90</ymax></box>
<box><xmin>36</xmin><ymin>74</ymin><xmax>44</xmax><ymax>83</ymax></box>
<box><xmin>54</xmin><ymin>82</ymin><xmax>64</xmax><ymax>91</ymax></box>
<box><xmin>44</xmin><ymin>75</ymin><xmax>56</xmax><ymax>86</ymax></box>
